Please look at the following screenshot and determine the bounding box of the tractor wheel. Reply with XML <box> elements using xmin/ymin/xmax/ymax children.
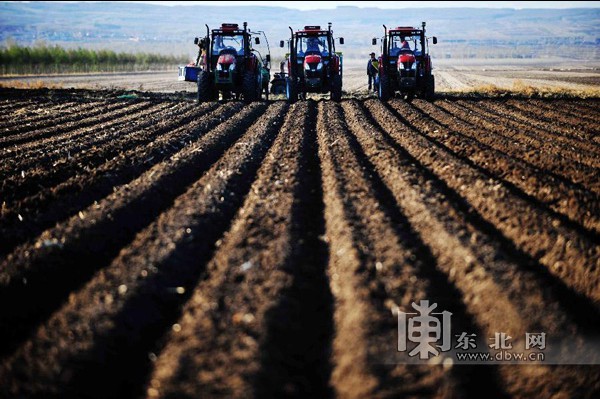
<box><xmin>263</xmin><ymin>81</ymin><xmax>269</xmax><ymax>101</ymax></box>
<box><xmin>197</xmin><ymin>71</ymin><xmax>213</xmax><ymax>103</ymax></box>
<box><xmin>425</xmin><ymin>75</ymin><xmax>435</xmax><ymax>101</ymax></box>
<box><xmin>286</xmin><ymin>77</ymin><xmax>297</xmax><ymax>104</ymax></box>
<box><xmin>242</xmin><ymin>71</ymin><xmax>258</xmax><ymax>103</ymax></box>
<box><xmin>255</xmin><ymin>73</ymin><xmax>263</xmax><ymax>100</ymax></box>
<box><xmin>331</xmin><ymin>74</ymin><xmax>342</xmax><ymax>102</ymax></box>
<box><xmin>378</xmin><ymin>74</ymin><xmax>391</xmax><ymax>101</ymax></box>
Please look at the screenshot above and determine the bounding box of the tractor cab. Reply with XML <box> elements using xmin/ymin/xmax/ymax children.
<box><xmin>209</xmin><ymin>24</ymin><xmax>250</xmax><ymax>88</ymax></box>
<box><xmin>388</xmin><ymin>28</ymin><xmax>422</xmax><ymax>57</ymax></box>
<box><xmin>295</xmin><ymin>28</ymin><xmax>331</xmax><ymax>57</ymax></box>
<box><xmin>295</xmin><ymin>28</ymin><xmax>333</xmax><ymax>88</ymax></box>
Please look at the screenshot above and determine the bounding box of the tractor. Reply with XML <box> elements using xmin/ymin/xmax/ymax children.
<box><xmin>373</xmin><ymin>22</ymin><xmax>437</xmax><ymax>101</ymax></box>
<box><xmin>280</xmin><ymin>23</ymin><xmax>344</xmax><ymax>103</ymax></box>
<box><xmin>192</xmin><ymin>22</ymin><xmax>270</xmax><ymax>102</ymax></box>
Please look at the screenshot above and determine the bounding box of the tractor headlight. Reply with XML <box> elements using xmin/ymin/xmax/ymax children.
<box><xmin>398</xmin><ymin>62</ymin><xmax>405</xmax><ymax>70</ymax></box>
<box><xmin>216</xmin><ymin>63</ymin><xmax>234</xmax><ymax>71</ymax></box>
<box><xmin>316</xmin><ymin>62</ymin><xmax>323</xmax><ymax>70</ymax></box>
<box><xmin>304</xmin><ymin>63</ymin><xmax>311</xmax><ymax>70</ymax></box>
<box><xmin>411</xmin><ymin>62</ymin><xmax>417</xmax><ymax>70</ymax></box>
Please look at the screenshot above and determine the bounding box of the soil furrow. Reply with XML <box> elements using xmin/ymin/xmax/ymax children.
<box><xmin>434</xmin><ymin>99</ymin><xmax>599</xmax><ymax>174</ymax></box>
<box><xmin>0</xmin><ymin>100</ymin><xmax>133</xmax><ymax>147</ymax></box>
<box><xmin>0</xmin><ymin>88</ymin><xmax>598</xmax><ymax>399</ymax></box>
<box><xmin>0</xmin><ymin>100</ymin><xmax>104</xmax><ymax>133</ymax></box>
<box><xmin>319</xmin><ymin>100</ymin><xmax>505</xmax><ymax>398</ymax></box>
<box><xmin>355</xmin><ymin>100</ymin><xmax>600</xmax><ymax>398</ymax></box>
<box><xmin>505</xmin><ymin>99</ymin><xmax>599</xmax><ymax>141</ymax></box>
<box><xmin>0</xmin><ymin>101</ymin><xmax>165</xmax><ymax>176</ymax></box>
<box><xmin>456</xmin><ymin>99</ymin><xmax>600</xmax><ymax>164</ymax></box>
<box><xmin>410</xmin><ymin>99</ymin><xmax>600</xmax><ymax>235</ymax></box>
<box><xmin>527</xmin><ymin>99</ymin><xmax>600</xmax><ymax>133</ymax></box>
<box><xmin>0</xmin><ymin>101</ymin><xmax>195</xmax><ymax>204</ymax></box>
<box><xmin>0</xmin><ymin>100</ymin><xmax>170</xmax><ymax>162</ymax></box>
<box><xmin>0</xmin><ymin>98</ymin><xmax>36</xmax><ymax>113</ymax></box>
<box><xmin>460</xmin><ymin>100</ymin><xmax>600</xmax><ymax>158</ymax></box>
<box><xmin>373</xmin><ymin>99</ymin><xmax>600</xmax><ymax>309</ymax></box>
<box><xmin>149</xmin><ymin>101</ymin><xmax>334</xmax><ymax>399</ymax></box>
<box><xmin>562</xmin><ymin>100</ymin><xmax>600</xmax><ymax>121</ymax></box>
<box><xmin>0</xmin><ymin>102</ymin><xmax>266</xmax><ymax>357</ymax></box>
<box><xmin>0</xmin><ymin>102</ymin><xmax>221</xmax><ymax>257</ymax></box>
<box><xmin>0</xmin><ymin>99</ymin><xmax>52</xmax><ymax>123</ymax></box>
<box><xmin>0</xmin><ymin>102</ymin><xmax>286</xmax><ymax>399</ymax></box>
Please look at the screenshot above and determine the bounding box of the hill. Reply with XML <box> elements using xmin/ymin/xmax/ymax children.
<box><xmin>1</xmin><ymin>2</ymin><xmax>598</xmax><ymax>61</ymax></box>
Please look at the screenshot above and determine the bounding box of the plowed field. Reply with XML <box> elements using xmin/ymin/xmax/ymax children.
<box><xmin>1</xmin><ymin>88</ymin><xmax>599</xmax><ymax>399</ymax></box>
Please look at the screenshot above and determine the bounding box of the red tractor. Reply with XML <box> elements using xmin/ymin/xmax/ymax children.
<box><xmin>280</xmin><ymin>23</ymin><xmax>344</xmax><ymax>103</ymax></box>
<box><xmin>194</xmin><ymin>22</ymin><xmax>270</xmax><ymax>102</ymax></box>
<box><xmin>373</xmin><ymin>22</ymin><xmax>437</xmax><ymax>101</ymax></box>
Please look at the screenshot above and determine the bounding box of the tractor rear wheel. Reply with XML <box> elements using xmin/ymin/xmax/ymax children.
<box><xmin>286</xmin><ymin>77</ymin><xmax>297</xmax><ymax>104</ymax></box>
<box><xmin>197</xmin><ymin>71</ymin><xmax>213</xmax><ymax>103</ymax></box>
<box><xmin>242</xmin><ymin>71</ymin><xmax>258</xmax><ymax>103</ymax></box>
<box><xmin>331</xmin><ymin>74</ymin><xmax>342</xmax><ymax>102</ymax></box>
<box><xmin>378</xmin><ymin>74</ymin><xmax>391</xmax><ymax>101</ymax></box>
<box><xmin>255</xmin><ymin>72</ymin><xmax>263</xmax><ymax>100</ymax></box>
<box><xmin>425</xmin><ymin>75</ymin><xmax>435</xmax><ymax>100</ymax></box>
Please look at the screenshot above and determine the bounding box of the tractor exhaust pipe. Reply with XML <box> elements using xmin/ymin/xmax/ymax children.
<box><xmin>328</xmin><ymin>22</ymin><xmax>332</xmax><ymax>32</ymax></box>
<box><xmin>205</xmin><ymin>24</ymin><xmax>210</xmax><ymax>73</ymax></box>
<box><xmin>383</xmin><ymin>24</ymin><xmax>387</xmax><ymax>35</ymax></box>
<box><xmin>288</xmin><ymin>26</ymin><xmax>295</xmax><ymax>78</ymax></box>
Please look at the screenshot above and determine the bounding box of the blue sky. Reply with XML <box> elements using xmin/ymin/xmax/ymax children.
<box><xmin>131</xmin><ymin>1</ymin><xmax>600</xmax><ymax>9</ymax></box>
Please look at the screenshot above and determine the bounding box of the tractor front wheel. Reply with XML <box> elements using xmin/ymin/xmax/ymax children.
<box><xmin>425</xmin><ymin>75</ymin><xmax>435</xmax><ymax>101</ymax></box>
<box><xmin>378</xmin><ymin>74</ymin><xmax>391</xmax><ymax>101</ymax></box>
<box><xmin>242</xmin><ymin>71</ymin><xmax>258</xmax><ymax>103</ymax></box>
<box><xmin>197</xmin><ymin>71</ymin><xmax>213</xmax><ymax>103</ymax></box>
<box><xmin>286</xmin><ymin>77</ymin><xmax>297</xmax><ymax>104</ymax></box>
<box><xmin>331</xmin><ymin>74</ymin><xmax>342</xmax><ymax>102</ymax></box>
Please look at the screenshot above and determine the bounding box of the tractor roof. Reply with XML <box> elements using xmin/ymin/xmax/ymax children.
<box><xmin>389</xmin><ymin>27</ymin><xmax>423</xmax><ymax>36</ymax></box>
<box><xmin>297</xmin><ymin>25</ymin><xmax>329</xmax><ymax>36</ymax></box>
<box><xmin>212</xmin><ymin>23</ymin><xmax>246</xmax><ymax>36</ymax></box>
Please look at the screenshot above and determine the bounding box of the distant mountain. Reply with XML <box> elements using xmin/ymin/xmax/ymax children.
<box><xmin>1</xmin><ymin>2</ymin><xmax>598</xmax><ymax>61</ymax></box>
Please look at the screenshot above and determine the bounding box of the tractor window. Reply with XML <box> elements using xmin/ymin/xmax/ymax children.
<box><xmin>389</xmin><ymin>36</ymin><xmax>420</xmax><ymax>56</ymax></box>
<box><xmin>212</xmin><ymin>34</ymin><xmax>245</xmax><ymax>56</ymax></box>
<box><xmin>297</xmin><ymin>36</ymin><xmax>329</xmax><ymax>57</ymax></box>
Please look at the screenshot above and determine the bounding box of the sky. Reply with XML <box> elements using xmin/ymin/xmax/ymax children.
<box><xmin>131</xmin><ymin>1</ymin><xmax>600</xmax><ymax>9</ymax></box>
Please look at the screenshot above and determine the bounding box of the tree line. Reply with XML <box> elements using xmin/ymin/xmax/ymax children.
<box><xmin>0</xmin><ymin>42</ymin><xmax>187</xmax><ymax>75</ymax></box>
